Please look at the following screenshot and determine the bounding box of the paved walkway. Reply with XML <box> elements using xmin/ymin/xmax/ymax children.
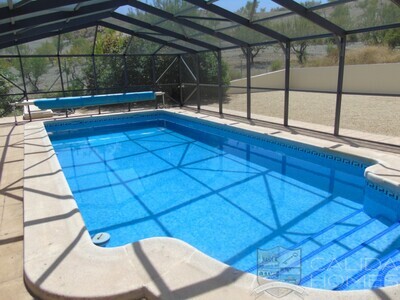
<box><xmin>0</xmin><ymin>119</ymin><xmax>33</xmax><ymax>299</ymax></box>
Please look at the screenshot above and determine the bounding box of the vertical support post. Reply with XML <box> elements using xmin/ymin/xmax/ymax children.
<box><xmin>152</xmin><ymin>55</ymin><xmax>157</xmax><ymax>90</ymax></box>
<box><xmin>152</xmin><ymin>55</ymin><xmax>157</xmax><ymax>108</ymax></box>
<box><xmin>13</xmin><ymin>100</ymin><xmax>17</xmax><ymax>125</ymax></box>
<box><xmin>178</xmin><ymin>55</ymin><xmax>183</xmax><ymax>107</ymax></box>
<box><xmin>61</xmin><ymin>25</ymin><xmax>67</xmax><ymax>116</ymax></box>
<box><xmin>123</xmin><ymin>55</ymin><xmax>128</xmax><ymax>91</ymax></box>
<box><xmin>13</xmin><ymin>104</ymin><xmax>17</xmax><ymax>125</ymax></box>
<box><xmin>94</xmin><ymin>54</ymin><xmax>100</xmax><ymax>114</ymax></box>
<box><xmin>92</xmin><ymin>25</ymin><xmax>99</xmax><ymax>114</ymax></box>
<box><xmin>123</xmin><ymin>54</ymin><xmax>130</xmax><ymax>111</ymax></box>
<box><xmin>16</xmin><ymin>45</ymin><xmax>30</xmax><ymax>121</ymax></box>
<box><xmin>246</xmin><ymin>47</ymin><xmax>251</xmax><ymax>120</ymax></box>
<box><xmin>334</xmin><ymin>36</ymin><xmax>346</xmax><ymax>136</ymax></box>
<box><xmin>57</xmin><ymin>33</ymin><xmax>68</xmax><ymax>118</ymax></box>
<box><xmin>124</xmin><ymin>36</ymin><xmax>133</xmax><ymax>112</ymax></box>
<box><xmin>196</xmin><ymin>53</ymin><xmax>200</xmax><ymax>111</ymax></box>
<box><xmin>217</xmin><ymin>50</ymin><xmax>223</xmax><ymax>115</ymax></box>
<box><xmin>284</xmin><ymin>41</ymin><xmax>290</xmax><ymax>127</ymax></box>
<box><xmin>57</xmin><ymin>34</ymin><xmax>66</xmax><ymax>97</ymax></box>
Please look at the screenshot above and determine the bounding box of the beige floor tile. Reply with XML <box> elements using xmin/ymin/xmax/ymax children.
<box><xmin>0</xmin><ymin>245</ymin><xmax>23</xmax><ymax>284</ymax></box>
<box><xmin>0</xmin><ymin>239</ymin><xmax>23</xmax><ymax>259</ymax></box>
<box><xmin>382</xmin><ymin>137</ymin><xmax>400</xmax><ymax>146</ymax></box>
<box><xmin>0</xmin><ymin>123</ymin><xmax>30</xmax><ymax>297</ymax></box>
<box><xmin>0</xmin><ymin>204</ymin><xmax>23</xmax><ymax>238</ymax></box>
<box><xmin>0</xmin><ymin>181</ymin><xmax>23</xmax><ymax>196</ymax></box>
<box><xmin>3</xmin><ymin>194</ymin><xmax>23</xmax><ymax>207</ymax></box>
<box><xmin>0</xmin><ymin>277</ymin><xmax>33</xmax><ymax>300</ymax></box>
<box><xmin>0</xmin><ymin>167</ymin><xmax>24</xmax><ymax>187</ymax></box>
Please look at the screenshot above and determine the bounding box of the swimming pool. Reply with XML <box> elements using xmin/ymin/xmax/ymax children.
<box><xmin>45</xmin><ymin>111</ymin><xmax>400</xmax><ymax>291</ymax></box>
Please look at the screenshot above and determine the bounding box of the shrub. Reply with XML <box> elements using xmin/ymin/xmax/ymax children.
<box><xmin>271</xmin><ymin>60</ymin><xmax>283</xmax><ymax>71</ymax></box>
<box><xmin>0</xmin><ymin>59</ymin><xmax>16</xmax><ymax>117</ymax></box>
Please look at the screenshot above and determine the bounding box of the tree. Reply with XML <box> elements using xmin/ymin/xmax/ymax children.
<box><xmin>0</xmin><ymin>59</ymin><xmax>16</xmax><ymax>117</ymax></box>
<box><xmin>328</xmin><ymin>0</ymin><xmax>351</xmax><ymax>30</ymax></box>
<box><xmin>383</xmin><ymin>29</ymin><xmax>400</xmax><ymax>49</ymax></box>
<box><xmin>88</xmin><ymin>28</ymin><xmax>128</xmax><ymax>90</ymax></box>
<box><xmin>273</xmin><ymin>16</ymin><xmax>317</xmax><ymax>65</ymax></box>
<box><xmin>234</xmin><ymin>1</ymin><xmax>267</xmax><ymax>66</ymax></box>
<box><xmin>60</xmin><ymin>28</ymin><xmax>97</xmax><ymax>94</ymax></box>
<box><xmin>18</xmin><ymin>44</ymin><xmax>50</xmax><ymax>92</ymax></box>
<box><xmin>358</xmin><ymin>0</ymin><xmax>400</xmax><ymax>46</ymax></box>
<box><xmin>124</xmin><ymin>1</ymin><xmax>230</xmax><ymax>99</ymax></box>
<box><xmin>259</xmin><ymin>1</ymin><xmax>323</xmax><ymax>65</ymax></box>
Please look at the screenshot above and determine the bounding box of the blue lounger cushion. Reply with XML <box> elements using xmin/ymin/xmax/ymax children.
<box><xmin>33</xmin><ymin>91</ymin><xmax>156</xmax><ymax>110</ymax></box>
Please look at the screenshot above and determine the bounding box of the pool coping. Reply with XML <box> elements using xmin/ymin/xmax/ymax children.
<box><xmin>23</xmin><ymin>108</ymin><xmax>400</xmax><ymax>299</ymax></box>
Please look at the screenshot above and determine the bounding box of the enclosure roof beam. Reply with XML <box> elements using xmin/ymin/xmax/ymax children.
<box><xmin>99</xmin><ymin>21</ymin><xmax>196</xmax><ymax>54</ymax></box>
<box><xmin>0</xmin><ymin>11</ymin><xmax>112</xmax><ymax>48</ymax></box>
<box><xmin>7</xmin><ymin>0</ymin><xmax>13</xmax><ymax>10</ymax></box>
<box><xmin>252</xmin><ymin>0</ymin><xmax>356</xmax><ymax>24</ymax></box>
<box><xmin>346</xmin><ymin>22</ymin><xmax>400</xmax><ymax>35</ymax></box>
<box><xmin>0</xmin><ymin>21</ymin><xmax>98</xmax><ymax>50</ymax></box>
<box><xmin>14</xmin><ymin>0</ymin><xmax>35</xmax><ymax>9</ymax></box>
<box><xmin>272</xmin><ymin>0</ymin><xmax>345</xmax><ymax>36</ymax></box>
<box><xmin>184</xmin><ymin>0</ymin><xmax>289</xmax><ymax>43</ymax></box>
<box><xmin>0</xmin><ymin>0</ymin><xmax>101</xmax><ymax>19</ymax></box>
<box><xmin>127</xmin><ymin>0</ymin><xmax>248</xmax><ymax>47</ymax></box>
<box><xmin>0</xmin><ymin>0</ymin><xmax>128</xmax><ymax>35</ymax></box>
<box><xmin>390</xmin><ymin>0</ymin><xmax>400</xmax><ymax>7</ymax></box>
<box><xmin>111</xmin><ymin>12</ymin><xmax>219</xmax><ymax>51</ymax></box>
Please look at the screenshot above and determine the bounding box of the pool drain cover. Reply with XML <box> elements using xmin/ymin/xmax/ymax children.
<box><xmin>92</xmin><ymin>232</ymin><xmax>110</xmax><ymax>246</ymax></box>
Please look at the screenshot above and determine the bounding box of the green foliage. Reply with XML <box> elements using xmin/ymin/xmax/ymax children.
<box><xmin>2</xmin><ymin>0</ymin><xmax>399</xmax><ymax>111</ymax></box>
<box><xmin>383</xmin><ymin>29</ymin><xmax>400</xmax><ymax>49</ymax></box>
<box><xmin>329</xmin><ymin>2</ymin><xmax>351</xmax><ymax>29</ymax></box>
<box><xmin>267</xmin><ymin>14</ymin><xmax>322</xmax><ymax>65</ymax></box>
<box><xmin>236</xmin><ymin>0</ymin><xmax>258</xmax><ymax>19</ymax></box>
<box><xmin>59</xmin><ymin>29</ymin><xmax>97</xmax><ymax>93</ymax></box>
<box><xmin>86</xmin><ymin>4</ymin><xmax>231</xmax><ymax>100</ymax></box>
<box><xmin>86</xmin><ymin>28</ymin><xmax>128</xmax><ymax>90</ymax></box>
<box><xmin>17</xmin><ymin>44</ymin><xmax>50</xmax><ymax>92</ymax></box>
<box><xmin>152</xmin><ymin>0</ymin><xmax>192</xmax><ymax>13</ymax></box>
<box><xmin>61</xmin><ymin>57</ymin><xmax>88</xmax><ymax>94</ymax></box>
<box><xmin>271</xmin><ymin>59</ymin><xmax>283</xmax><ymax>71</ymax></box>
<box><xmin>0</xmin><ymin>59</ymin><xmax>15</xmax><ymax>117</ymax></box>
<box><xmin>94</xmin><ymin>28</ymin><xmax>128</xmax><ymax>54</ymax></box>
<box><xmin>358</xmin><ymin>0</ymin><xmax>400</xmax><ymax>45</ymax></box>
<box><xmin>234</xmin><ymin>1</ymin><xmax>268</xmax><ymax>64</ymax></box>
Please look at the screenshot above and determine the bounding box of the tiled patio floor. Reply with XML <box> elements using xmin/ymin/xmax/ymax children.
<box><xmin>0</xmin><ymin>119</ymin><xmax>33</xmax><ymax>299</ymax></box>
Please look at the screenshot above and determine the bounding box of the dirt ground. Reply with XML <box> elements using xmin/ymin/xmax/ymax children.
<box><xmin>202</xmin><ymin>90</ymin><xmax>400</xmax><ymax>138</ymax></box>
<box><xmin>74</xmin><ymin>90</ymin><xmax>399</xmax><ymax>138</ymax></box>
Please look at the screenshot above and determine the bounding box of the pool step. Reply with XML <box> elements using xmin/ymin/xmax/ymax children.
<box><xmin>300</xmin><ymin>220</ymin><xmax>400</xmax><ymax>288</ymax></box>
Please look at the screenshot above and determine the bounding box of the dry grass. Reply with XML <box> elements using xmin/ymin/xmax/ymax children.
<box><xmin>306</xmin><ymin>46</ymin><xmax>400</xmax><ymax>67</ymax></box>
<box><xmin>346</xmin><ymin>46</ymin><xmax>400</xmax><ymax>64</ymax></box>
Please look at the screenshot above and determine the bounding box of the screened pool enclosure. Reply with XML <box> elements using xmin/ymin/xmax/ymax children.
<box><xmin>0</xmin><ymin>0</ymin><xmax>399</xmax><ymax>145</ymax></box>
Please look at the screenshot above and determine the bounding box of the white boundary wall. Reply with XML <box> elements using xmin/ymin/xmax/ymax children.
<box><xmin>229</xmin><ymin>63</ymin><xmax>400</xmax><ymax>95</ymax></box>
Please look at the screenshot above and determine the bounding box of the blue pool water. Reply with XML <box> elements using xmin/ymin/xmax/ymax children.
<box><xmin>47</xmin><ymin>112</ymin><xmax>400</xmax><ymax>291</ymax></box>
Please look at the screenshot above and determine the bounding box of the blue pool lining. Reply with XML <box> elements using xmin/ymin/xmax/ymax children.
<box><xmin>44</xmin><ymin>110</ymin><xmax>399</xmax><ymax>202</ymax></box>
<box><xmin>335</xmin><ymin>248</ymin><xmax>400</xmax><ymax>290</ymax></box>
<box><xmin>245</xmin><ymin>209</ymin><xmax>364</xmax><ymax>273</ymax></box>
<box><xmin>24</xmin><ymin>115</ymin><xmax>400</xmax><ymax>299</ymax></box>
<box><xmin>45</xmin><ymin>111</ymin><xmax>371</xmax><ymax>169</ymax></box>
<box><xmin>300</xmin><ymin>221</ymin><xmax>400</xmax><ymax>285</ymax></box>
